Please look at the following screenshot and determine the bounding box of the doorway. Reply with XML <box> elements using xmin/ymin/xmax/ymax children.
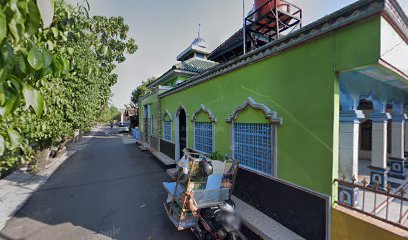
<box><xmin>178</xmin><ymin>109</ymin><xmax>187</xmax><ymax>159</ymax></box>
<box><xmin>175</xmin><ymin>108</ymin><xmax>187</xmax><ymax>160</ymax></box>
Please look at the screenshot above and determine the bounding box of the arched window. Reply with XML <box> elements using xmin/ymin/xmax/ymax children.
<box><xmin>162</xmin><ymin>110</ymin><xmax>172</xmax><ymax>142</ymax></box>
<box><xmin>192</xmin><ymin>105</ymin><xmax>217</xmax><ymax>154</ymax></box>
<box><xmin>226</xmin><ymin>98</ymin><xmax>282</xmax><ymax>176</ymax></box>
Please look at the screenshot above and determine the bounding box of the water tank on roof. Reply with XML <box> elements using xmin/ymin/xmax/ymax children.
<box><xmin>254</xmin><ymin>0</ymin><xmax>291</xmax><ymax>30</ymax></box>
<box><xmin>254</xmin><ymin>0</ymin><xmax>284</xmax><ymax>15</ymax></box>
<box><xmin>245</xmin><ymin>0</ymin><xmax>302</xmax><ymax>49</ymax></box>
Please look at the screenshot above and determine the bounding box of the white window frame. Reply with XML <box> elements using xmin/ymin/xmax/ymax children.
<box><xmin>226</xmin><ymin>97</ymin><xmax>282</xmax><ymax>177</ymax></box>
<box><xmin>232</xmin><ymin>122</ymin><xmax>276</xmax><ymax>176</ymax></box>
<box><xmin>162</xmin><ymin>110</ymin><xmax>173</xmax><ymax>142</ymax></box>
<box><xmin>193</xmin><ymin>122</ymin><xmax>215</xmax><ymax>154</ymax></box>
<box><xmin>163</xmin><ymin>121</ymin><xmax>172</xmax><ymax>142</ymax></box>
<box><xmin>191</xmin><ymin>104</ymin><xmax>217</xmax><ymax>154</ymax></box>
<box><xmin>144</xmin><ymin>105</ymin><xmax>149</xmax><ymax>118</ymax></box>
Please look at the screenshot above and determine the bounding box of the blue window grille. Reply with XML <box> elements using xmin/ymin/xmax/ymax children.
<box><xmin>144</xmin><ymin>105</ymin><xmax>148</xmax><ymax>118</ymax></box>
<box><xmin>234</xmin><ymin>123</ymin><xmax>273</xmax><ymax>175</ymax></box>
<box><xmin>163</xmin><ymin>121</ymin><xmax>172</xmax><ymax>141</ymax></box>
<box><xmin>151</xmin><ymin>115</ymin><xmax>154</xmax><ymax>136</ymax></box>
<box><xmin>194</xmin><ymin>122</ymin><xmax>213</xmax><ymax>153</ymax></box>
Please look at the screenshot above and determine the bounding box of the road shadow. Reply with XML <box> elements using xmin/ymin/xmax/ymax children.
<box><xmin>0</xmin><ymin>128</ymin><xmax>194</xmax><ymax>240</ymax></box>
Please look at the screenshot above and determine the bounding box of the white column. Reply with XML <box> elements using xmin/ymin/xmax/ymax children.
<box><xmin>338</xmin><ymin>84</ymin><xmax>361</xmax><ymax>206</ymax></box>
<box><xmin>371</xmin><ymin>119</ymin><xmax>388</xmax><ymax>169</ymax></box>
<box><xmin>368</xmin><ymin>112</ymin><xmax>391</xmax><ymax>189</ymax></box>
<box><xmin>389</xmin><ymin>113</ymin><xmax>407</xmax><ymax>179</ymax></box>
<box><xmin>391</xmin><ymin>117</ymin><xmax>405</xmax><ymax>159</ymax></box>
<box><xmin>339</xmin><ymin>110</ymin><xmax>365</xmax><ymax>180</ymax></box>
<box><xmin>405</xmin><ymin>121</ymin><xmax>408</xmax><ymax>154</ymax></box>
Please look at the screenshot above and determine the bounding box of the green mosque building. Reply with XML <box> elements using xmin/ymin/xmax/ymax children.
<box><xmin>137</xmin><ymin>0</ymin><xmax>408</xmax><ymax>239</ymax></box>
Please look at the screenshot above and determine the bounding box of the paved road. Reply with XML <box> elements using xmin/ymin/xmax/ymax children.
<box><xmin>0</xmin><ymin>127</ymin><xmax>194</xmax><ymax>240</ymax></box>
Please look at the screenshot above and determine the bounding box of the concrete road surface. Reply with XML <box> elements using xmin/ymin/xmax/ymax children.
<box><xmin>0</xmin><ymin>127</ymin><xmax>194</xmax><ymax>240</ymax></box>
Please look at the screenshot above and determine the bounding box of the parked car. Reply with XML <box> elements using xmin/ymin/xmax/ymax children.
<box><xmin>118</xmin><ymin>122</ymin><xmax>129</xmax><ymax>133</ymax></box>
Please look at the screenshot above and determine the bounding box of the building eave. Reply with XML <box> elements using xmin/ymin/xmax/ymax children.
<box><xmin>383</xmin><ymin>0</ymin><xmax>408</xmax><ymax>43</ymax></box>
<box><xmin>160</xmin><ymin>0</ymin><xmax>407</xmax><ymax>99</ymax></box>
<box><xmin>137</xmin><ymin>86</ymin><xmax>159</xmax><ymax>105</ymax></box>
<box><xmin>146</xmin><ymin>68</ymin><xmax>197</xmax><ymax>88</ymax></box>
<box><xmin>176</xmin><ymin>45</ymin><xmax>211</xmax><ymax>61</ymax></box>
<box><xmin>208</xmin><ymin>28</ymin><xmax>245</xmax><ymax>61</ymax></box>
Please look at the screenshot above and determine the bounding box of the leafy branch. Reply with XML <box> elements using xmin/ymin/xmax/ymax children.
<box><xmin>0</xmin><ymin>0</ymin><xmax>137</xmax><ymax>174</ymax></box>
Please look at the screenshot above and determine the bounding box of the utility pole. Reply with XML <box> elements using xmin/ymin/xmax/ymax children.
<box><xmin>243</xmin><ymin>0</ymin><xmax>246</xmax><ymax>55</ymax></box>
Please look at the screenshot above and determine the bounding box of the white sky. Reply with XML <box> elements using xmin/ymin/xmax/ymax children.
<box><xmin>66</xmin><ymin>0</ymin><xmax>408</xmax><ymax>108</ymax></box>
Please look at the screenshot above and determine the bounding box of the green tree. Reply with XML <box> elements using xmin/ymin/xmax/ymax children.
<box><xmin>130</xmin><ymin>77</ymin><xmax>156</xmax><ymax>105</ymax></box>
<box><xmin>109</xmin><ymin>105</ymin><xmax>121</xmax><ymax>122</ymax></box>
<box><xmin>0</xmin><ymin>0</ymin><xmax>137</xmax><ymax>174</ymax></box>
<box><xmin>98</xmin><ymin>104</ymin><xmax>121</xmax><ymax>123</ymax></box>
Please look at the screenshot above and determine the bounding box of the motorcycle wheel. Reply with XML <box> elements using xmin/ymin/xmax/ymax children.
<box><xmin>191</xmin><ymin>226</ymin><xmax>214</xmax><ymax>240</ymax></box>
<box><xmin>191</xmin><ymin>227</ymin><xmax>201</xmax><ymax>239</ymax></box>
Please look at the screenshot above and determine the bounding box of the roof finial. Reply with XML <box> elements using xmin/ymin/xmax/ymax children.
<box><xmin>198</xmin><ymin>20</ymin><xmax>201</xmax><ymax>39</ymax></box>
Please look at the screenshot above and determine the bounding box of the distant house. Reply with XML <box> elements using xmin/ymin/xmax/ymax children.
<box><xmin>138</xmin><ymin>0</ymin><xmax>408</xmax><ymax>239</ymax></box>
<box><xmin>120</xmin><ymin>108</ymin><xmax>137</xmax><ymax>123</ymax></box>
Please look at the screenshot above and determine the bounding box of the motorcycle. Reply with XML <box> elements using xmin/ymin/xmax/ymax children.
<box><xmin>189</xmin><ymin>159</ymin><xmax>246</xmax><ymax>240</ymax></box>
<box><xmin>163</xmin><ymin>150</ymin><xmax>246</xmax><ymax>240</ymax></box>
<box><xmin>191</xmin><ymin>199</ymin><xmax>247</xmax><ymax>240</ymax></box>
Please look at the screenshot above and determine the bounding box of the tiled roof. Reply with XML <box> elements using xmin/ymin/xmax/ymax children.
<box><xmin>174</xmin><ymin>58</ymin><xmax>218</xmax><ymax>73</ymax></box>
<box><xmin>208</xmin><ymin>28</ymin><xmax>244</xmax><ymax>61</ymax></box>
<box><xmin>177</xmin><ymin>37</ymin><xmax>211</xmax><ymax>61</ymax></box>
<box><xmin>146</xmin><ymin>58</ymin><xmax>218</xmax><ymax>88</ymax></box>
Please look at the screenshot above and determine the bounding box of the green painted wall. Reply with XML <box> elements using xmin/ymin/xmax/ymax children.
<box><xmin>139</xmin><ymin>91</ymin><xmax>159</xmax><ymax>138</ymax></box>
<box><xmin>163</xmin><ymin>113</ymin><xmax>172</xmax><ymax>122</ymax></box>
<box><xmin>195</xmin><ymin>111</ymin><xmax>212</xmax><ymax>123</ymax></box>
<box><xmin>335</xmin><ymin>17</ymin><xmax>381</xmax><ymax>72</ymax></box>
<box><xmin>157</xmin><ymin>17</ymin><xmax>381</xmax><ymax>196</ymax></box>
<box><xmin>161</xmin><ymin>36</ymin><xmax>337</xmax><ymax>195</ymax></box>
<box><xmin>235</xmin><ymin>108</ymin><xmax>269</xmax><ymax>124</ymax></box>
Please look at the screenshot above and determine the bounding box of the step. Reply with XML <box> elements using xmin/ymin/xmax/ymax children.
<box><xmin>232</xmin><ymin>196</ymin><xmax>305</xmax><ymax>240</ymax></box>
<box><xmin>166</xmin><ymin>167</ymin><xmax>180</xmax><ymax>180</ymax></box>
<box><xmin>151</xmin><ymin>151</ymin><xmax>177</xmax><ymax>169</ymax></box>
<box><xmin>121</xmin><ymin>135</ymin><xmax>137</xmax><ymax>145</ymax></box>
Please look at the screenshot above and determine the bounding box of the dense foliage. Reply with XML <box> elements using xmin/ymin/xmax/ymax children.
<box><xmin>0</xmin><ymin>0</ymin><xmax>137</xmax><ymax>174</ymax></box>
<box><xmin>130</xmin><ymin>76</ymin><xmax>156</xmax><ymax>105</ymax></box>
<box><xmin>98</xmin><ymin>105</ymin><xmax>120</xmax><ymax>123</ymax></box>
<box><xmin>208</xmin><ymin>151</ymin><xmax>226</xmax><ymax>161</ymax></box>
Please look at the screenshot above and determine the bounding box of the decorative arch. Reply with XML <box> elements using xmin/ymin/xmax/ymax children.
<box><xmin>176</xmin><ymin>104</ymin><xmax>188</xmax><ymax>117</ymax></box>
<box><xmin>226</xmin><ymin>97</ymin><xmax>282</xmax><ymax>124</ymax></box>
<box><xmin>175</xmin><ymin>104</ymin><xmax>188</xmax><ymax>160</ymax></box>
<box><xmin>163</xmin><ymin>109</ymin><xmax>173</xmax><ymax>121</ymax></box>
<box><xmin>191</xmin><ymin>104</ymin><xmax>217</xmax><ymax>122</ymax></box>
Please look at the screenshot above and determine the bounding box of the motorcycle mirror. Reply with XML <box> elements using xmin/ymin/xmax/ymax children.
<box><xmin>199</xmin><ymin>159</ymin><xmax>213</xmax><ymax>177</ymax></box>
